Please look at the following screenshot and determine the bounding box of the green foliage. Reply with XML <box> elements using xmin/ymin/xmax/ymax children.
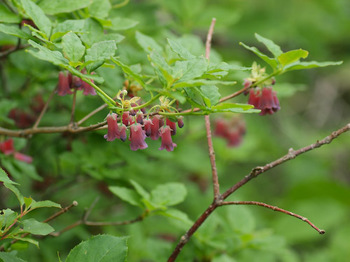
<box><xmin>65</xmin><ymin>235</ymin><xmax>128</xmax><ymax>262</ymax></box>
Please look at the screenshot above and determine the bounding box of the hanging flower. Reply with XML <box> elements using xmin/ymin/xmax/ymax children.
<box><xmin>130</xmin><ymin>123</ymin><xmax>148</xmax><ymax>151</ymax></box>
<box><xmin>122</xmin><ymin>111</ymin><xmax>130</xmax><ymax>126</ymax></box>
<box><xmin>214</xmin><ymin>117</ymin><xmax>246</xmax><ymax>148</ymax></box>
<box><xmin>166</xmin><ymin>119</ymin><xmax>177</xmax><ymax>136</ymax></box>
<box><xmin>177</xmin><ymin>116</ymin><xmax>184</xmax><ymax>128</ymax></box>
<box><xmin>143</xmin><ymin>119</ymin><xmax>152</xmax><ymax>137</ymax></box>
<box><xmin>159</xmin><ymin>126</ymin><xmax>177</xmax><ymax>152</ymax></box>
<box><xmin>119</xmin><ymin>124</ymin><xmax>127</xmax><ymax>142</ymax></box>
<box><xmin>81</xmin><ymin>80</ymin><xmax>97</xmax><ymax>96</ymax></box>
<box><xmin>0</xmin><ymin>139</ymin><xmax>15</xmax><ymax>155</ymax></box>
<box><xmin>57</xmin><ymin>71</ymin><xmax>73</xmax><ymax>96</ymax></box>
<box><xmin>104</xmin><ymin>113</ymin><xmax>120</xmax><ymax>141</ymax></box>
<box><xmin>247</xmin><ymin>87</ymin><xmax>280</xmax><ymax>116</ymax></box>
<box><xmin>136</xmin><ymin>111</ymin><xmax>144</xmax><ymax>125</ymax></box>
<box><xmin>14</xmin><ymin>152</ymin><xmax>33</xmax><ymax>164</ymax></box>
<box><xmin>150</xmin><ymin>115</ymin><xmax>161</xmax><ymax>140</ymax></box>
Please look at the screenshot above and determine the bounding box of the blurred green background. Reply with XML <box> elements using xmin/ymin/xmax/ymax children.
<box><xmin>1</xmin><ymin>0</ymin><xmax>350</xmax><ymax>261</ymax></box>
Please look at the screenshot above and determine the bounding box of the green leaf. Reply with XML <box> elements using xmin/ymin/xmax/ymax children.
<box><xmin>89</xmin><ymin>0</ymin><xmax>111</xmax><ymax>19</ymax></box>
<box><xmin>11</xmin><ymin>236</ymin><xmax>38</xmax><ymax>248</ymax></box>
<box><xmin>24</xmin><ymin>197</ymin><xmax>33</xmax><ymax>210</ymax></box>
<box><xmin>12</xmin><ymin>161</ymin><xmax>42</xmax><ymax>181</ymax></box>
<box><xmin>3</xmin><ymin>183</ymin><xmax>24</xmax><ymax>206</ymax></box>
<box><xmin>110</xmin><ymin>17</ymin><xmax>139</xmax><ymax>31</ymax></box>
<box><xmin>79</xmin><ymin>18</ymin><xmax>104</xmax><ymax>47</ymax></box>
<box><xmin>212</xmin><ymin>103</ymin><xmax>260</xmax><ymax>114</ymax></box>
<box><xmin>255</xmin><ymin>33</ymin><xmax>283</xmax><ymax>57</ymax></box>
<box><xmin>109</xmin><ymin>186</ymin><xmax>143</xmax><ymax>207</ymax></box>
<box><xmin>30</xmin><ymin>200</ymin><xmax>61</xmax><ymax>210</ymax></box>
<box><xmin>85</xmin><ymin>40</ymin><xmax>117</xmax><ymax>62</ymax></box>
<box><xmin>158</xmin><ymin>208</ymin><xmax>193</xmax><ymax>225</ymax></box>
<box><xmin>38</xmin><ymin>0</ymin><xmax>92</xmax><ymax>15</ymax></box>
<box><xmin>174</xmin><ymin>79</ymin><xmax>236</xmax><ymax>89</ymax></box>
<box><xmin>111</xmin><ymin>57</ymin><xmax>146</xmax><ymax>87</ymax></box>
<box><xmin>0</xmin><ymin>5</ymin><xmax>21</xmax><ymax>23</ymax></box>
<box><xmin>65</xmin><ymin>235</ymin><xmax>128</xmax><ymax>262</ymax></box>
<box><xmin>0</xmin><ymin>168</ymin><xmax>19</xmax><ymax>185</ymax></box>
<box><xmin>174</xmin><ymin>57</ymin><xmax>208</xmax><ymax>82</ymax></box>
<box><xmin>130</xmin><ymin>180</ymin><xmax>150</xmax><ymax>201</ymax></box>
<box><xmin>199</xmin><ymin>85</ymin><xmax>221</xmax><ymax>107</ymax></box>
<box><xmin>27</xmin><ymin>40</ymin><xmax>69</xmax><ymax>67</ymax></box>
<box><xmin>167</xmin><ymin>38</ymin><xmax>195</xmax><ymax>60</ymax></box>
<box><xmin>135</xmin><ymin>31</ymin><xmax>163</xmax><ymax>53</ymax></box>
<box><xmin>278</xmin><ymin>49</ymin><xmax>309</xmax><ymax>67</ymax></box>
<box><xmin>0</xmin><ymin>24</ymin><xmax>31</xmax><ymax>39</ymax></box>
<box><xmin>20</xmin><ymin>0</ymin><xmax>52</xmax><ymax>37</ymax></box>
<box><xmin>62</xmin><ymin>32</ymin><xmax>86</xmax><ymax>63</ymax></box>
<box><xmin>21</xmin><ymin>218</ymin><xmax>54</xmax><ymax>235</ymax></box>
<box><xmin>239</xmin><ymin>42</ymin><xmax>277</xmax><ymax>69</ymax></box>
<box><xmin>0</xmin><ymin>209</ymin><xmax>18</xmax><ymax>230</ymax></box>
<box><xmin>0</xmin><ymin>252</ymin><xmax>28</xmax><ymax>262</ymax></box>
<box><xmin>150</xmin><ymin>183</ymin><xmax>187</xmax><ymax>207</ymax></box>
<box><xmin>283</xmin><ymin>60</ymin><xmax>343</xmax><ymax>72</ymax></box>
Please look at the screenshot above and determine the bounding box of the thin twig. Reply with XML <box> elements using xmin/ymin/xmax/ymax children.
<box><xmin>32</xmin><ymin>88</ymin><xmax>56</xmax><ymax>130</ymax></box>
<box><xmin>204</xmin><ymin>18</ymin><xmax>220</xmax><ymax>200</ymax></box>
<box><xmin>168</xmin><ymin>122</ymin><xmax>350</xmax><ymax>261</ymax></box>
<box><xmin>70</xmin><ymin>89</ymin><xmax>78</xmax><ymax>124</ymax></box>
<box><xmin>221</xmin><ymin>122</ymin><xmax>350</xmax><ymax>200</ymax></box>
<box><xmin>78</xmin><ymin>103</ymin><xmax>109</xmax><ymax>125</ymax></box>
<box><xmin>220</xmin><ymin>201</ymin><xmax>325</xmax><ymax>234</ymax></box>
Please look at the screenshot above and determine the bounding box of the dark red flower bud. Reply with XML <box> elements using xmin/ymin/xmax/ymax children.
<box><xmin>72</xmin><ymin>76</ymin><xmax>82</xmax><ymax>88</ymax></box>
<box><xmin>159</xmin><ymin>126</ymin><xmax>177</xmax><ymax>152</ymax></box>
<box><xmin>119</xmin><ymin>124</ymin><xmax>127</xmax><ymax>142</ymax></box>
<box><xmin>0</xmin><ymin>139</ymin><xmax>15</xmax><ymax>155</ymax></box>
<box><xmin>130</xmin><ymin>123</ymin><xmax>148</xmax><ymax>151</ymax></box>
<box><xmin>104</xmin><ymin>113</ymin><xmax>120</xmax><ymax>141</ymax></box>
<box><xmin>14</xmin><ymin>152</ymin><xmax>33</xmax><ymax>163</ymax></box>
<box><xmin>259</xmin><ymin>87</ymin><xmax>280</xmax><ymax>115</ymax></box>
<box><xmin>177</xmin><ymin>116</ymin><xmax>184</xmax><ymax>128</ymax></box>
<box><xmin>150</xmin><ymin>116</ymin><xmax>161</xmax><ymax>140</ymax></box>
<box><xmin>143</xmin><ymin>119</ymin><xmax>152</xmax><ymax>137</ymax></box>
<box><xmin>166</xmin><ymin>119</ymin><xmax>176</xmax><ymax>136</ymax></box>
<box><xmin>57</xmin><ymin>71</ymin><xmax>73</xmax><ymax>96</ymax></box>
<box><xmin>136</xmin><ymin>111</ymin><xmax>144</xmax><ymax>125</ymax></box>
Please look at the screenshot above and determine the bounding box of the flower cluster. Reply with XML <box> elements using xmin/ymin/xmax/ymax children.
<box><xmin>0</xmin><ymin>139</ymin><xmax>33</xmax><ymax>163</ymax></box>
<box><xmin>104</xmin><ymin>111</ymin><xmax>183</xmax><ymax>152</ymax></box>
<box><xmin>57</xmin><ymin>70</ymin><xmax>96</xmax><ymax>96</ymax></box>
<box><xmin>214</xmin><ymin>117</ymin><xmax>246</xmax><ymax>147</ymax></box>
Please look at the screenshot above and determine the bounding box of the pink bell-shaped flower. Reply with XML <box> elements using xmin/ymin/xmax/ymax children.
<box><xmin>57</xmin><ymin>71</ymin><xmax>73</xmax><ymax>96</ymax></box>
<box><xmin>104</xmin><ymin>113</ymin><xmax>120</xmax><ymax>141</ymax></box>
<box><xmin>150</xmin><ymin>115</ymin><xmax>161</xmax><ymax>140</ymax></box>
<box><xmin>122</xmin><ymin>111</ymin><xmax>130</xmax><ymax>126</ymax></box>
<box><xmin>119</xmin><ymin>124</ymin><xmax>127</xmax><ymax>142</ymax></box>
<box><xmin>136</xmin><ymin>111</ymin><xmax>144</xmax><ymax>125</ymax></box>
<box><xmin>259</xmin><ymin>87</ymin><xmax>280</xmax><ymax>115</ymax></box>
<box><xmin>81</xmin><ymin>80</ymin><xmax>97</xmax><ymax>95</ymax></box>
<box><xmin>14</xmin><ymin>152</ymin><xmax>33</xmax><ymax>163</ymax></box>
<box><xmin>0</xmin><ymin>139</ymin><xmax>15</xmax><ymax>155</ymax></box>
<box><xmin>130</xmin><ymin>123</ymin><xmax>148</xmax><ymax>151</ymax></box>
<box><xmin>143</xmin><ymin>119</ymin><xmax>152</xmax><ymax>137</ymax></box>
<box><xmin>159</xmin><ymin>126</ymin><xmax>177</xmax><ymax>152</ymax></box>
<box><xmin>166</xmin><ymin>119</ymin><xmax>177</xmax><ymax>136</ymax></box>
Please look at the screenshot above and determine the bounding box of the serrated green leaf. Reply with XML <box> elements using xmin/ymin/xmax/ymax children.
<box><xmin>109</xmin><ymin>186</ymin><xmax>143</xmax><ymax>207</ymax></box>
<box><xmin>78</xmin><ymin>18</ymin><xmax>104</xmax><ymax>47</ymax></box>
<box><xmin>166</xmin><ymin>91</ymin><xmax>187</xmax><ymax>104</ymax></box>
<box><xmin>85</xmin><ymin>40</ymin><xmax>117</xmax><ymax>63</ymax></box>
<box><xmin>27</xmin><ymin>40</ymin><xmax>69</xmax><ymax>67</ymax></box>
<box><xmin>130</xmin><ymin>180</ymin><xmax>150</xmax><ymax>201</ymax></box>
<box><xmin>30</xmin><ymin>200</ymin><xmax>61</xmax><ymax>210</ymax></box>
<box><xmin>240</xmin><ymin>42</ymin><xmax>277</xmax><ymax>69</ymax></box>
<box><xmin>66</xmin><ymin>235</ymin><xmax>128</xmax><ymax>262</ymax></box>
<box><xmin>200</xmin><ymin>85</ymin><xmax>221</xmax><ymax>107</ymax></box>
<box><xmin>168</xmin><ymin>38</ymin><xmax>195</xmax><ymax>60</ymax></box>
<box><xmin>174</xmin><ymin>57</ymin><xmax>208</xmax><ymax>82</ymax></box>
<box><xmin>111</xmin><ymin>57</ymin><xmax>146</xmax><ymax>87</ymax></box>
<box><xmin>278</xmin><ymin>49</ymin><xmax>309</xmax><ymax>67</ymax></box>
<box><xmin>0</xmin><ymin>168</ymin><xmax>18</xmax><ymax>185</ymax></box>
<box><xmin>255</xmin><ymin>33</ymin><xmax>283</xmax><ymax>57</ymax></box>
<box><xmin>150</xmin><ymin>183</ymin><xmax>187</xmax><ymax>207</ymax></box>
<box><xmin>0</xmin><ymin>252</ymin><xmax>28</xmax><ymax>262</ymax></box>
<box><xmin>184</xmin><ymin>87</ymin><xmax>207</xmax><ymax>109</ymax></box>
<box><xmin>0</xmin><ymin>5</ymin><xmax>21</xmax><ymax>23</ymax></box>
<box><xmin>62</xmin><ymin>32</ymin><xmax>85</xmax><ymax>63</ymax></box>
<box><xmin>21</xmin><ymin>218</ymin><xmax>54</xmax><ymax>235</ymax></box>
<box><xmin>0</xmin><ymin>209</ymin><xmax>18</xmax><ymax>229</ymax></box>
<box><xmin>52</xmin><ymin>20</ymin><xmax>86</xmax><ymax>40</ymax></box>
<box><xmin>135</xmin><ymin>31</ymin><xmax>163</xmax><ymax>53</ymax></box>
<box><xmin>89</xmin><ymin>0</ymin><xmax>111</xmax><ymax>19</ymax></box>
<box><xmin>20</xmin><ymin>0</ymin><xmax>52</xmax><ymax>37</ymax></box>
<box><xmin>38</xmin><ymin>0</ymin><xmax>92</xmax><ymax>15</ymax></box>
<box><xmin>110</xmin><ymin>17</ymin><xmax>139</xmax><ymax>31</ymax></box>
<box><xmin>0</xmin><ymin>24</ymin><xmax>31</xmax><ymax>39</ymax></box>
<box><xmin>11</xmin><ymin>236</ymin><xmax>39</xmax><ymax>248</ymax></box>
<box><xmin>24</xmin><ymin>197</ymin><xmax>33</xmax><ymax>210</ymax></box>
<box><xmin>283</xmin><ymin>60</ymin><xmax>343</xmax><ymax>72</ymax></box>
